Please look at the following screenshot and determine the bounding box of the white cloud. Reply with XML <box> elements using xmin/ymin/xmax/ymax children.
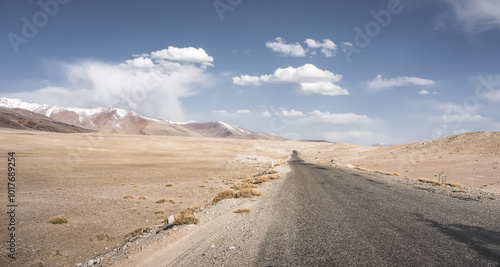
<box><xmin>435</xmin><ymin>103</ymin><xmax>486</xmax><ymax>123</ymax></box>
<box><xmin>265</xmin><ymin>37</ymin><xmax>306</xmax><ymax>57</ymax></box>
<box><xmin>233</xmin><ymin>64</ymin><xmax>348</xmax><ymax>96</ymax></box>
<box><xmin>212</xmin><ymin>109</ymin><xmax>250</xmax><ymax>117</ymax></box>
<box><xmin>5</xmin><ymin>47</ymin><xmax>215</xmax><ymax>121</ymax></box>
<box><xmin>453</xmin><ymin>129</ymin><xmax>469</xmax><ymax>135</ymax></box>
<box><xmin>304</xmin><ymin>39</ymin><xmax>337</xmax><ymax>57</ymax></box>
<box><xmin>443</xmin><ymin>0</ymin><xmax>500</xmax><ymax>33</ymax></box>
<box><xmin>265</xmin><ymin>37</ymin><xmax>339</xmax><ymax>58</ymax></box>
<box><xmin>122</xmin><ymin>57</ymin><xmax>155</xmax><ymax>68</ymax></box>
<box><xmin>486</xmin><ymin>90</ymin><xmax>500</xmax><ymax>102</ymax></box>
<box><xmin>150</xmin><ymin>46</ymin><xmax>214</xmax><ymax>67</ymax></box>
<box><xmin>305</xmin><ymin>110</ymin><xmax>374</xmax><ymax>125</ymax></box>
<box><xmin>419</xmin><ymin>90</ymin><xmax>430</xmax><ymax>95</ymax></box>
<box><xmin>212</xmin><ymin>110</ymin><xmax>228</xmax><ymax>114</ymax></box>
<box><xmin>299</xmin><ymin>82</ymin><xmax>349</xmax><ymax>96</ymax></box>
<box><xmin>319</xmin><ymin>130</ymin><xmax>391</xmax><ymax>146</ymax></box>
<box><xmin>262</xmin><ymin>111</ymin><xmax>271</xmax><ymax>117</ymax></box>
<box><xmin>368</xmin><ymin>74</ymin><xmax>435</xmax><ymax>91</ymax></box>
<box><xmin>279</xmin><ymin>108</ymin><xmax>304</xmax><ymax>117</ymax></box>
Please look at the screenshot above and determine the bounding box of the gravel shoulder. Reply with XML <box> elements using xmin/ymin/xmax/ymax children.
<box><xmin>105</xmin><ymin>164</ymin><xmax>291</xmax><ymax>267</ymax></box>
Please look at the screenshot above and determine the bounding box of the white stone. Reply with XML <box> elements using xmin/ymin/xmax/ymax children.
<box><xmin>167</xmin><ymin>214</ymin><xmax>175</xmax><ymax>225</ymax></box>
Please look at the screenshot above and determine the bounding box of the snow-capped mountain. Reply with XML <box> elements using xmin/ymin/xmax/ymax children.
<box><xmin>0</xmin><ymin>98</ymin><xmax>284</xmax><ymax>140</ymax></box>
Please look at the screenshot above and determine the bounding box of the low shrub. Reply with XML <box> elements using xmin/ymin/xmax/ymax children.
<box><xmin>49</xmin><ymin>216</ymin><xmax>68</xmax><ymax>224</ymax></box>
<box><xmin>211</xmin><ymin>190</ymin><xmax>236</xmax><ymax>204</ymax></box>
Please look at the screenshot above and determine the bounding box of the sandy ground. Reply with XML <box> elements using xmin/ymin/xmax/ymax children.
<box><xmin>0</xmin><ymin>129</ymin><xmax>292</xmax><ymax>267</ymax></box>
<box><xmin>0</xmin><ymin>129</ymin><xmax>498</xmax><ymax>266</ymax></box>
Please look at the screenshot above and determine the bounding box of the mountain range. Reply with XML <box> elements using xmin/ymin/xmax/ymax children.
<box><xmin>0</xmin><ymin>98</ymin><xmax>284</xmax><ymax>140</ymax></box>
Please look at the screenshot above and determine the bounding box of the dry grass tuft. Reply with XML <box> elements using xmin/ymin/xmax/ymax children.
<box><xmin>30</xmin><ymin>261</ymin><xmax>44</xmax><ymax>267</ymax></box>
<box><xmin>124</xmin><ymin>228</ymin><xmax>150</xmax><ymax>242</ymax></box>
<box><xmin>453</xmin><ymin>189</ymin><xmax>468</xmax><ymax>194</ymax></box>
<box><xmin>268</xmin><ymin>169</ymin><xmax>279</xmax><ymax>174</ymax></box>
<box><xmin>211</xmin><ymin>190</ymin><xmax>236</xmax><ymax>204</ymax></box>
<box><xmin>267</xmin><ymin>173</ymin><xmax>280</xmax><ymax>180</ymax></box>
<box><xmin>155</xmin><ymin>210</ymin><xmax>164</xmax><ymax>214</ymax></box>
<box><xmin>355</xmin><ymin>166</ymin><xmax>367</xmax><ymax>171</ymax></box>
<box><xmin>231</xmin><ymin>183</ymin><xmax>258</xmax><ymax>190</ymax></box>
<box><xmin>234</xmin><ymin>209</ymin><xmax>251</xmax><ymax>214</ymax></box>
<box><xmin>250</xmin><ymin>189</ymin><xmax>262</xmax><ymax>196</ymax></box>
<box><xmin>174</xmin><ymin>207</ymin><xmax>200</xmax><ymax>225</ymax></box>
<box><xmin>138</xmin><ymin>196</ymin><xmax>146</xmax><ymax>200</ymax></box>
<box><xmin>49</xmin><ymin>216</ymin><xmax>68</xmax><ymax>224</ymax></box>
<box><xmin>123</xmin><ymin>195</ymin><xmax>134</xmax><ymax>199</ymax></box>
<box><xmin>418</xmin><ymin>178</ymin><xmax>442</xmax><ymax>186</ymax></box>
<box><xmin>91</xmin><ymin>232</ymin><xmax>113</xmax><ymax>242</ymax></box>
<box><xmin>165</xmin><ymin>184</ymin><xmax>173</xmax><ymax>187</ymax></box>
<box><xmin>254</xmin><ymin>176</ymin><xmax>270</xmax><ymax>184</ymax></box>
<box><xmin>156</xmin><ymin>199</ymin><xmax>174</xmax><ymax>204</ymax></box>
<box><xmin>445</xmin><ymin>183</ymin><xmax>463</xmax><ymax>188</ymax></box>
<box><xmin>236</xmin><ymin>188</ymin><xmax>262</xmax><ymax>198</ymax></box>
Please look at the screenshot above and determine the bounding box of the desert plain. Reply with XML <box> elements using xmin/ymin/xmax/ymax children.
<box><xmin>0</xmin><ymin>129</ymin><xmax>498</xmax><ymax>266</ymax></box>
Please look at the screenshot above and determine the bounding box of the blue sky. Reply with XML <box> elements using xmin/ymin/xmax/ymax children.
<box><xmin>1</xmin><ymin>0</ymin><xmax>500</xmax><ymax>145</ymax></box>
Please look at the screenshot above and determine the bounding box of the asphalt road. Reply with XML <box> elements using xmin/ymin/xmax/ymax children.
<box><xmin>168</xmin><ymin>151</ymin><xmax>500</xmax><ymax>267</ymax></box>
<box><xmin>254</xmin><ymin>151</ymin><xmax>500</xmax><ymax>266</ymax></box>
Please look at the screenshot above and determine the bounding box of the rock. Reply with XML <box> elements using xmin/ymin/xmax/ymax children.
<box><xmin>122</xmin><ymin>244</ymin><xmax>128</xmax><ymax>250</ymax></box>
<box><xmin>345</xmin><ymin>163</ymin><xmax>355</xmax><ymax>169</ymax></box>
<box><xmin>87</xmin><ymin>259</ymin><xmax>94</xmax><ymax>266</ymax></box>
<box><xmin>228</xmin><ymin>246</ymin><xmax>236</xmax><ymax>250</ymax></box>
<box><xmin>210</xmin><ymin>244</ymin><xmax>216</xmax><ymax>248</ymax></box>
<box><xmin>167</xmin><ymin>214</ymin><xmax>175</xmax><ymax>226</ymax></box>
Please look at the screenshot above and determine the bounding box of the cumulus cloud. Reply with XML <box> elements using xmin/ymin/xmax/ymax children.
<box><xmin>443</xmin><ymin>0</ymin><xmax>500</xmax><ymax>33</ymax></box>
<box><xmin>262</xmin><ymin>111</ymin><xmax>271</xmax><ymax>117</ymax></box>
<box><xmin>266</xmin><ymin>37</ymin><xmax>338</xmax><ymax>57</ymax></box>
<box><xmin>4</xmin><ymin>47</ymin><xmax>215</xmax><ymax>121</ymax></box>
<box><xmin>299</xmin><ymin>82</ymin><xmax>349</xmax><ymax>96</ymax></box>
<box><xmin>419</xmin><ymin>90</ymin><xmax>430</xmax><ymax>95</ymax></box>
<box><xmin>279</xmin><ymin>108</ymin><xmax>304</xmax><ymax>117</ymax></box>
<box><xmin>304</xmin><ymin>39</ymin><xmax>337</xmax><ymax>57</ymax></box>
<box><xmin>367</xmin><ymin>74</ymin><xmax>435</xmax><ymax>91</ymax></box>
<box><xmin>265</xmin><ymin>37</ymin><xmax>306</xmax><ymax>57</ymax></box>
<box><xmin>233</xmin><ymin>64</ymin><xmax>348</xmax><ymax>96</ymax></box>
<box><xmin>150</xmin><ymin>46</ymin><xmax>214</xmax><ymax>67</ymax></box>
<box><xmin>305</xmin><ymin>110</ymin><xmax>374</xmax><ymax>125</ymax></box>
<box><xmin>236</xmin><ymin>109</ymin><xmax>250</xmax><ymax>114</ymax></box>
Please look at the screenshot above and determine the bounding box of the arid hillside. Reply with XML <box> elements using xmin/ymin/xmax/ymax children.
<box><xmin>300</xmin><ymin>131</ymin><xmax>500</xmax><ymax>193</ymax></box>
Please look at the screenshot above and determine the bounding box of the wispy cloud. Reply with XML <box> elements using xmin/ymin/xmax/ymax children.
<box><xmin>212</xmin><ymin>109</ymin><xmax>251</xmax><ymax>117</ymax></box>
<box><xmin>4</xmin><ymin>47</ymin><xmax>215</xmax><ymax>121</ymax></box>
<box><xmin>367</xmin><ymin>74</ymin><xmax>435</xmax><ymax>91</ymax></box>
<box><xmin>443</xmin><ymin>0</ymin><xmax>500</xmax><ymax>33</ymax></box>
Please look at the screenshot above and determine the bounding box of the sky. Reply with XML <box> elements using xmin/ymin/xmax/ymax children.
<box><xmin>1</xmin><ymin>0</ymin><xmax>500</xmax><ymax>145</ymax></box>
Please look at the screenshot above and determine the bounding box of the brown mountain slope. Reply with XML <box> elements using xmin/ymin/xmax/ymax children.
<box><xmin>0</xmin><ymin>107</ymin><xmax>94</xmax><ymax>133</ymax></box>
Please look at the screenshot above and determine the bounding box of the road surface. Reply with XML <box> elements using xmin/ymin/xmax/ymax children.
<box><xmin>135</xmin><ymin>151</ymin><xmax>500</xmax><ymax>266</ymax></box>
